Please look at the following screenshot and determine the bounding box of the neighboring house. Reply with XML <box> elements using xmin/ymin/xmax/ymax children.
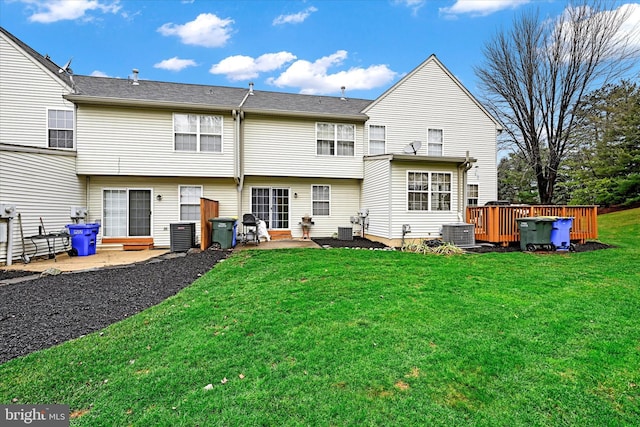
<box><xmin>0</xmin><ymin>27</ymin><xmax>500</xmax><ymax>264</ymax></box>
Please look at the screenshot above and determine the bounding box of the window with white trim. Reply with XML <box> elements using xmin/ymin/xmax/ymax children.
<box><xmin>467</xmin><ymin>184</ymin><xmax>479</xmax><ymax>206</ymax></box>
<box><xmin>427</xmin><ymin>128</ymin><xmax>443</xmax><ymax>156</ymax></box>
<box><xmin>316</xmin><ymin>123</ymin><xmax>355</xmax><ymax>156</ymax></box>
<box><xmin>179</xmin><ymin>185</ymin><xmax>202</xmax><ymax>221</ymax></box>
<box><xmin>407</xmin><ymin>171</ymin><xmax>451</xmax><ymax>211</ymax></box>
<box><xmin>312</xmin><ymin>185</ymin><xmax>330</xmax><ymax>216</ymax></box>
<box><xmin>48</xmin><ymin>109</ymin><xmax>74</xmax><ymax>148</ymax></box>
<box><xmin>368</xmin><ymin>125</ymin><xmax>386</xmax><ymax>155</ymax></box>
<box><xmin>174</xmin><ymin>114</ymin><xmax>222</xmax><ymax>152</ymax></box>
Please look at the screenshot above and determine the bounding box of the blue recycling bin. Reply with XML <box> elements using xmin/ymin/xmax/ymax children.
<box><xmin>66</xmin><ymin>223</ymin><xmax>101</xmax><ymax>256</ymax></box>
<box><xmin>551</xmin><ymin>217</ymin><xmax>573</xmax><ymax>251</ymax></box>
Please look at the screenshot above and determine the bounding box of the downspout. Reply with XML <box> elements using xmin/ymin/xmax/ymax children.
<box><xmin>458</xmin><ymin>151</ymin><xmax>474</xmax><ymax>222</ymax></box>
<box><xmin>6</xmin><ymin>218</ymin><xmax>14</xmax><ymax>266</ymax></box>
<box><xmin>235</xmin><ymin>87</ymin><xmax>252</xmax><ymax>217</ymax></box>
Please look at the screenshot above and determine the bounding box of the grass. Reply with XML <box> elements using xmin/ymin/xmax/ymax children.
<box><xmin>1</xmin><ymin>208</ymin><xmax>639</xmax><ymax>426</ymax></box>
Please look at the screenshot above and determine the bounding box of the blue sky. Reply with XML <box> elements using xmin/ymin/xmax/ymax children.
<box><xmin>1</xmin><ymin>0</ymin><xmax>639</xmax><ymax>100</ymax></box>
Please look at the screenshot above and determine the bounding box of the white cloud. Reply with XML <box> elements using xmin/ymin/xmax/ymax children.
<box><xmin>267</xmin><ymin>50</ymin><xmax>397</xmax><ymax>95</ymax></box>
<box><xmin>393</xmin><ymin>0</ymin><xmax>426</xmax><ymax>15</ymax></box>
<box><xmin>21</xmin><ymin>0</ymin><xmax>121</xmax><ymax>23</ymax></box>
<box><xmin>210</xmin><ymin>52</ymin><xmax>297</xmax><ymax>81</ymax></box>
<box><xmin>439</xmin><ymin>0</ymin><xmax>529</xmax><ymax>17</ymax></box>
<box><xmin>158</xmin><ymin>13</ymin><xmax>234</xmax><ymax>48</ymax></box>
<box><xmin>614</xmin><ymin>3</ymin><xmax>640</xmax><ymax>51</ymax></box>
<box><xmin>154</xmin><ymin>57</ymin><xmax>197</xmax><ymax>72</ymax></box>
<box><xmin>90</xmin><ymin>70</ymin><xmax>109</xmax><ymax>77</ymax></box>
<box><xmin>273</xmin><ymin>6</ymin><xmax>318</xmax><ymax>25</ymax></box>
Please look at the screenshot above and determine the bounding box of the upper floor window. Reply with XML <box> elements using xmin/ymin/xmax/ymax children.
<box><xmin>312</xmin><ymin>185</ymin><xmax>330</xmax><ymax>216</ymax></box>
<box><xmin>179</xmin><ymin>185</ymin><xmax>202</xmax><ymax>221</ymax></box>
<box><xmin>48</xmin><ymin>109</ymin><xmax>73</xmax><ymax>148</ymax></box>
<box><xmin>467</xmin><ymin>184</ymin><xmax>479</xmax><ymax>206</ymax></box>
<box><xmin>317</xmin><ymin>123</ymin><xmax>355</xmax><ymax>156</ymax></box>
<box><xmin>368</xmin><ymin>125</ymin><xmax>386</xmax><ymax>155</ymax></box>
<box><xmin>174</xmin><ymin>114</ymin><xmax>222</xmax><ymax>152</ymax></box>
<box><xmin>407</xmin><ymin>171</ymin><xmax>451</xmax><ymax>211</ymax></box>
<box><xmin>427</xmin><ymin>128</ymin><xmax>443</xmax><ymax>156</ymax></box>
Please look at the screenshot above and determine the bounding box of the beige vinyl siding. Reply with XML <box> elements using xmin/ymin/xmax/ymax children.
<box><xmin>362</xmin><ymin>157</ymin><xmax>392</xmax><ymax>239</ymax></box>
<box><xmin>243</xmin><ymin>115</ymin><xmax>365</xmax><ymax>179</ymax></box>
<box><xmin>75</xmin><ymin>106</ymin><xmax>235</xmax><ymax>177</ymax></box>
<box><xmin>0</xmin><ymin>149</ymin><xmax>84</xmax><ymax>264</ymax></box>
<box><xmin>87</xmin><ymin>176</ymin><xmax>237</xmax><ymax>247</ymax></box>
<box><xmin>241</xmin><ymin>177</ymin><xmax>361</xmax><ymax>238</ymax></box>
<box><xmin>0</xmin><ymin>34</ymin><xmax>74</xmax><ymax>149</ymax></box>
<box><xmin>364</xmin><ymin>58</ymin><xmax>498</xmax><ymax>201</ymax></box>
<box><xmin>389</xmin><ymin>162</ymin><xmax>461</xmax><ymax>239</ymax></box>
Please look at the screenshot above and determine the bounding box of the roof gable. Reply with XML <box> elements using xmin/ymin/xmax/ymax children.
<box><xmin>363</xmin><ymin>54</ymin><xmax>501</xmax><ymax>129</ymax></box>
<box><xmin>0</xmin><ymin>26</ymin><xmax>73</xmax><ymax>90</ymax></box>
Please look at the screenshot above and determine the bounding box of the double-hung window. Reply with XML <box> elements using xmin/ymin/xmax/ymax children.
<box><xmin>312</xmin><ymin>185</ymin><xmax>330</xmax><ymax>216</ymax></box>
<box><xmin>48</xmin><ymin>109</ymin><xmax>74</xmax><ymax>148</ymax></box>
<box><xmin>467</xmin><ymin>184</ymin><xmax>479</xmax><ymax>206</ymax></box>
<box><xmin>316</xmin><ymin>123</ymin><xmax>355</xmax><ymax>156</ymax></box>
<box><xmin>368</xmin><ymin>125</ymin><xmax>386</xmax><ymax>155</ymax></box>
<box><xmin>407</xmin><ymin>171</ymin><xmax>451</xmax><ymax>211</ymax></box>
<box><xmin>179</xmin><ymin>185</ymin><xmax>202</xmax><ymax>221</ymax></box>
<box><xmin>427</xmin><ymin>128</ymin><xmax>443</xmax><ymax>156</ymax></box>
<box><xmin>174</xmin><ymin>114</ymin><xmax>222</xmax><ymax>152</ymax></box>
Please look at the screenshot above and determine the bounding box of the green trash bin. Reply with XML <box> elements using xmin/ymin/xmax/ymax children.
<box><xmin>209</xmin><ymin>217</ymin><xmax>237</xmax><ymax>249</ymax></box>
<box><xmin>517</xmin><ymin>217</ymin><xmax>556</xmax><ymax>251</ymax></box>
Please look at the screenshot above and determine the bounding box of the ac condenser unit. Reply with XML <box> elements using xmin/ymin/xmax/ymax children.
<box><xmin>170</xmin><ymin>223</ymin><xmax>195</xmax><ymax>252</ymax></box>
<box><xmin>442</xmin><ymin>223</ymin><xmax>475</xmax><ymax>247</ymax></box>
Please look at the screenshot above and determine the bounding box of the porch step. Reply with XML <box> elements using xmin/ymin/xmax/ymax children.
<box><xmin>102</xmin><ymin>237</ymin><xmax>154</xmax><ymax>251</ymax></box>
<box><xmin>268</xmin><ymin>230</ymin><xmax>292</xmax><ymax>240</ymax></box>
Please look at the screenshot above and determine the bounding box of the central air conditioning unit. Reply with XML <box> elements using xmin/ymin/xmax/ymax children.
<box><xmin>170</xmin><ymin>223</ymin><xmax>195</xmax><ymax>252</ymax></box>
<box><xmin>442</xmin><ymin>223</ymin><xmax>475</xmax><ymax>247</ymax></box>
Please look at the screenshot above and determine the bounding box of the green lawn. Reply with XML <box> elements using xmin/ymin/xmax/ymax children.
<box><xmin>1</xmin><ymin>209</ymin><xmax>639</xmax><ymax>426</ymax></box>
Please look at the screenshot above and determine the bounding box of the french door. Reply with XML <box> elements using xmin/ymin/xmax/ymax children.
<box><xmin>103</xmin><ymin>189</ymin><xmax>152</xmax><ymax>237</ymax></box>
<box><xmin>251</xmin><ymin>187</ymin><xmax>289</xmax><ymax>229</ymax></box>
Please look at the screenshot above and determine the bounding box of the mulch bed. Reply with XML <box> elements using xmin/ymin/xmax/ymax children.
<box><xmin>0</xmin><ymin>250</ymin><xmax>228</xmax><ymax>364</ymax></box>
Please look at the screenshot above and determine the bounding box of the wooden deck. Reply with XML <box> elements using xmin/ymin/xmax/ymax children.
<box><xmin>466</xmin><ymin>205</ymin><xmax>598</xmax><ymax>246</ymax></box>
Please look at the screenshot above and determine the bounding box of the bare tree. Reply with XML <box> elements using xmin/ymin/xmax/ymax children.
<box><xmin>476</xmin><ymin>1</ymin><xmax>639</xmax><ymax>203</ymax></box>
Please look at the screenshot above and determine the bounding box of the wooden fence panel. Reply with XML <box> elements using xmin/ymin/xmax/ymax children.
<box><xmin>200</xmin><ymin>198</ymin><xmax>219</xmax><ymax>250</ymax></box>
<box><xmin>466</xmin><ymin>205</ymin><xmax>598</xmax><ymax>246</ymax></box>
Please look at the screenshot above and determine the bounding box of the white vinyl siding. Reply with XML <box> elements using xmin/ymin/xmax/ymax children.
<box><xmin>47</xmin><ymin>108</ymin><xmax>74</xmax><ymax>148</ymax></box>
<box><xmin>87</xmin><ymin>176</ymin><xmax>238</xmax><ymax>248</ymax></box>
<box><xmin>243</xmin><ymin>116</ymin><xmax>364</xmax><ymax>179</ymax></box>
<box><xmin>312</xmin><ymin>185</ymin><xmax>330</xmax><ymax>216</ymax></box>
<box><xmin>75</xmin><ymin>106</ymin><xmax>235</xmax><ymax>177</ymax></box>
<box><xmin>174</xmin><ymin>113</ymin><xmax>222</xmax><ymax>152</ymax></box>
<box><xmin>0</xmin><ymin>33</ymin><xmax>75</xmax><ymax>149</ymax></box>
<box><xmin>242</xmin><ymin>177</ymin><xmax>360</xmax><ymax>238</ymax></box>
<box><xmin>0</xmin><ymin>149</ymin><xmax>84</xmax><ymax>264</ymax></box>
<box><xmin>179</xmin><ymin>185</ymin><xmax>202</xmax><ymax>221</ymax></box>
<box><xmin>316</xmin><ymin>123</ymin><xmax>355</xmax><ymax>156</ymax></box>
<box><xmin>368</xmin><ymin>125</ymin><xmax>386</xmax><ymax>155</ymax></box>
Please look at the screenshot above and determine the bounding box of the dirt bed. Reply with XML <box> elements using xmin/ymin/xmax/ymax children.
<box><xmin>0</xmin><ymin>250</ymin><xmax>228</xmax><ymax>364</ymax></box>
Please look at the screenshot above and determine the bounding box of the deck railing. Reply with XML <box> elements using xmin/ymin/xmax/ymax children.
<box><xmin>466</xmin><ymin>205</ymin><xmax>598</xmax><ymax>246</ymax></box>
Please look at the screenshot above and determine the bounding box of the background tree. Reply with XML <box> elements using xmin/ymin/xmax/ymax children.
<box><xmin>565</xmin><ymin>80</ymin><xmax>640</xmax><ymax>206</ymax></box>
<box><xmin>476</xmin><ymin>1</ymin><xmax>638</xmax><ymax>204</ymax></box>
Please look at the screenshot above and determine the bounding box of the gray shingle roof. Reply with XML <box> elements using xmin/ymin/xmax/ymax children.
<box><xmin>70</xmin><ymin>75</ymin><xmax>372</xmax><ymax>120</ymax></box>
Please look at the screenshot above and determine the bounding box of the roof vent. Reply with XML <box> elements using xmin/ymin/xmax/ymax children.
<box><xmin>249</xmin><ymin>82</ymin><xmax>254</xmax><ymax>95</ymax></box>
<box><xmin>340</xmin><ymin>86</ymin><xmax>346</xmax><ymax>100</ymax></box>
<box><xmin>132</xmin><ymin>69</ymin><xmax>139</xmax><ymax>85</ymax></box>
